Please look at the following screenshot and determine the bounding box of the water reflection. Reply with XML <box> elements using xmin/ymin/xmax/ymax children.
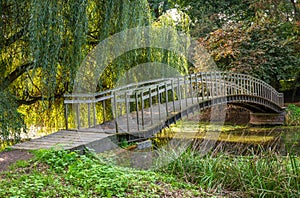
<box><xmin>152</xmin><ymin>122</ymin><xmax>300</xmax><ymax>156</ymax></box>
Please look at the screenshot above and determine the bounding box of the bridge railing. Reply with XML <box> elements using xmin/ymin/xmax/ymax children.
<box><xmin>64</xmin><ymin>72</ymin><xmax>284</xmax><ymax>131</ymax></box>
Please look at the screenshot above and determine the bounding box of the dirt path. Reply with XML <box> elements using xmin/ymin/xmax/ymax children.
<box><xmin>0</xmin><ymin>150</ymin><xmax>33</xmax><ymax>172</ymax></box>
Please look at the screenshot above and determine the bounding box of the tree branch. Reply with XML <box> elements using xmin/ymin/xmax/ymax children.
<box><xmin>1</xmin><ymin>27</ymin><xmax>26</xmax><ymax>48</ymax></box>
<box><xmin>291</xmin><ymin>0</ymin><xmax>300</xmax><ymax>21</ymax></box>
<box><xmin>16</xmin><ymin>92</ymin><xmax>65</xmax><ymax>106</ymax></box>
<box><xmin>2</xmin><ymin>62</ymin><xmax>34</xmax><ymax>85</ymax></box>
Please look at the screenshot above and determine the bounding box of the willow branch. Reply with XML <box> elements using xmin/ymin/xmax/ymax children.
<box><xmin>17</xmin><ymin>92</ymin><xmax>65</xmax><ymax>106</ymax></box>
<box><xmin>1</xmin><ymin>27</ymin><xmax>26</xmax><ymax>48</ymax></box>
<box><xmin>1</xmin><ymin>62</ymin><xmax>35</xmax><ymax>90</ymax></box>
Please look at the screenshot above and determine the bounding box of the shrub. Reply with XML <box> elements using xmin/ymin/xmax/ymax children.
<box><xmin>285</xmin><ymin>104</ymin><xmax>300</xmax><ymax>125</ymax></box>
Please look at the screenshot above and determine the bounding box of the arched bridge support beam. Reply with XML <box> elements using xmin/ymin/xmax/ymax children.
<box><xmin>249</xmin><ymin>112</ymin><xmax>285</xmax><ymax>125</ymax></box>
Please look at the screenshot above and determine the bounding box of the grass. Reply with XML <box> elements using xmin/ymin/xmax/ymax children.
<box><xmin>0</xmin><ymin>147</ymin><xmax>299</xmax><ymax>197</ymax></box>
<box><xmin>159</xmin><ymin>148</ymin><xmax>300</xmax><ymax>197</ymax></box>
<box><xmin>0</xmin><ymin>149</ymin><xmax>202</xmax><ymax>198</ymax></box>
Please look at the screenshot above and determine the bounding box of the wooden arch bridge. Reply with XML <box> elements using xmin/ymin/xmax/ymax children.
<box><xmin>13</xmin><ymin>72</ymin><xmax>285</xmax><ymax>151</ymax></box>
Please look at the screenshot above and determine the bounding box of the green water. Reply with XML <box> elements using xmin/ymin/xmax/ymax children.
<box><xmin>152</xmin><ymin>122</ymin><xmax>300</xmax><ymax>155</ymax></box>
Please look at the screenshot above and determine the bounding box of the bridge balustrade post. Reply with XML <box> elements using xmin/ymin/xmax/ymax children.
<box><xmin>189</xmin><ymin>74</ymin><xmax>194</xmax><ymax>104</ymax></box>
<box><xmin>135</xmin><ymin>92</ymin><xmax>140</xmax><ymax>131</ymax></box>
<box><xmin>149</xmin><ymin>88</ymin><xmax>153</xmax><ymax>125</ymax></box>
<box><xmin>93</xmin><ymin>100</ymin><xmax>96</xmax><ymax>127</ymax></box>
<box><xmin>230</xmin><ymin>73</ymin><xmax>234</xmax><ymax>95</ymax></box>
<box><xmin>256</xmin><ymin>79</ymin><xmax>260</xmax><ymax>96</ymax></box>
<box><xmin>252</xmin><ymin>78</ymin><xmax>255</xmax><ymax>95</ymax></box>
<box><xmin>263</xmin><ymin>84</ymin><xmax>270</xmax><ymax>99</ymax></box>
<box><xmin>243</xmin><ymin>75</ymin><xmax>246</xmax><ymax>94</ymax></box>
<box><xmin>157</xmin><ymin>85</ymin><xmax>161</xmax><ymax>121</ymax></box>
<box><xmin>262</xmin><ymin>84</ymin><xmax>266</xmax><ymax>99</ymax></box>
<box><xmin>271</xmin><ymin>88</ymin><xmax>274</xmax><ymax>102</ymax></box>
<box><xmin>267</xmin><ymin>85</ymin><xmax>270</xmax><ymax>100</ymax></box>
<box><xmin>240</xmin><ymin>74</ymin><xmax>243</xmax><ymax>94</ymax></box>
<box><xmin>223</xmin><ymin>72</ymin><xmax>226</xmax><ymax>96</ymax></box>
<box><xmin>76</xmin><ymin>102</ymin><xmax>80</xmax><ymax>129</ymax></box>
<box><xmin>171</xmin><ymin>80</ymin><xmax>175</xmax><ymax>112</ymax></box>
<box><xmin>184</xmin><ymin>76</ymin><xmax>188</xmax><ymax>107</ymax></box>
<box><xmin>177</xmin><ymin>77</ymin><xmax>182</xmax><ymax>112</ymax></box>
<box><xmin>257</xmin><ymin>80</ymin><xmax>260</xmax><ymax>97</ymax></box>
<box><xmin>267</xmin><ymin>85</ymin><xmax>270</xmax><ymax>101</ymax></box>
<box><xmin>266</xmin><ymin>85</ymin><xmax>269</xmax><ymax>100</ymax></box>
<box><xmin>200</xmin><ymin>74</ymin><xmax>205</xmax><ymax>100</ymax></box>
<box><xmin>257</xmin><ymin>81</ymin><xmax>263</xmax><ymax>97</ymax></box>
<box><xmin>204</xmin><ymin>73</ymin><xmax>209</xmax><ymax>99</ymax></box>
<box><xmin>210</xmin><ymin>72</ymin><xmax>214</xmax><ymax>98</ymax></box>
<box><xmin>125</xmin><ymin>91</ymin><xmax>130</xmax><ymax>132</ymax></box>
<box><xmin>102</xmin><ymin>100</ymin><xmax>106</xmax><ymax>122</ymax></box>
<box><xmin>165</xmin><ymin>82</ymin><xmax>169</xmax><ymax>117</ymax></box>
<box><xmin>232</xmin><ymin>73</ymin><xmax>235</xmax><ymax>94</ymax></box>
<box><xmin>216</xmin><ymin>72</ymin><xmax>219</xmax><ymax>95</ymax></box>
<box><xmin>195</xmin><ymin>74</ymin><xmax>199</xmax><ymax>103</ymax></box>
<box><xmin>228</xmin><ymin>73</ymin><xmax>232</xmax><ymax>95</ymax></box>
<box><xmin>203</xmin><ymin>73</ymin><xmax>207</xmax><ymax>99</ymax></box>
<box><xmin>270</xmin><ymin>89</ymin><xmax>273</xmax><ymax>102</ymax></box>
<box><xmin>113</xmin><ymin>92</ymin><xmax>118</xmax><ymax>133</ymax></box>
<box><xmin>247</xmin><ymin>75</ymin><xmax>251</xmax><ymax>94</ymax></box>
<box><xmin>214</xmin><ymin>71</ymin><xmax>218</xmax><ymax>97</ymax></box>
<box><xmin>217</xmin><ymin>72</ymin><xmax>220</xmax><ymax>96</ymax></box>
<box><xmin>262</xmin><ymin>84</ymin><xmax>265</xmax><ymax>99</ymax></box>
<box><xmin>219</xmin><ymin>72</ymin><xmax>223</xmax><ymax>96</ymax></box>
<box><xmin>279</xmin><ymin>93</ymin><xmax>284</xmax><ymax>106</ymax></box>
<box><xmin>235</xmin><ymin>73</ymin><xmax>239</xmax><ymax>95</ymax></box>
<box><xmin>64</xmin><ymin>103</ymin><xmax>68</xmax><ymax>130</ymax></box>
<box><xmin>140</xmin><ymin>91</ymin><xmax>145</xmax><ymax>129</ymax></box>
<box><xmin>238</xmin><ymin>74</ymin><xmax>241</xmax><ymax>94</ymax></box>
<box><xmin>249</xmin><ymin>76</ymin><xmax>253</xmax><ymax>94</ymax></box>
<box><xmin>88</xmin><ymin>103</ymin><xmax>91</xmax><ymax>128</ymax></box>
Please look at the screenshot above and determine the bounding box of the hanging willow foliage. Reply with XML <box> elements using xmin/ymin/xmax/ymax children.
<box><xmin>0</xmin><ymin>0</ymin><xmax>30</xmax><ymax>143</ymax></box>
<box><xmin>98</xmin><ymin>0</ymin><xmax>151</xmax><ymax>89</ymax></box>
<box><xmin>29</xmin><ymin>0</ymin><xmax>88</xmax><ymax>97</ymax></box>
<box><xmin>1</xmin><ymin>0</ymin><xmax>193</xmax><ymax>142</ymax></box>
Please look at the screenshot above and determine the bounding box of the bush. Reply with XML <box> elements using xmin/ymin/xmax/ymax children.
<box><xmin>285</xmin><ymin>104</ymin><xmax>300</xmax><ymax>125</ymax></box>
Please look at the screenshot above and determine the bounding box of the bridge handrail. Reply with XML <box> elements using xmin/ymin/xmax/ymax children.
<box><xmin>63</xmin><ymin>71</ymin><xmax>284</xmax><ymax>130</ymax></box>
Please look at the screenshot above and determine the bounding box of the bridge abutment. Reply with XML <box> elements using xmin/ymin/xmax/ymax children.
<box><xmin>249</xmin><ymin>112</ymin><xmax>285</xmax><ymax>125</ymax></box>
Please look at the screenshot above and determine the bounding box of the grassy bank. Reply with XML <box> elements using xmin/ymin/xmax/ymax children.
<box><xmin>0</xmin><ymin>149</ymin><xmax>202</xmax><ymax>197</ymax></box>
<box><xmin>0</xmin><ymin>148</ymin><xmax>299</xmax><ymax>197</ymax></box>
<box><xmin>159</xmin><ymin>149</ymin><xmax>300</xmax><ymax>197</ymax></box>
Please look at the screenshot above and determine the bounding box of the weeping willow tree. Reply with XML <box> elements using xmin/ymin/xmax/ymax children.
<box><xmin>1</xmin><ymin>0</ymin><xmax>98</xmax><ymax>143</ymax></box>
<box><xmin>0</xmin><ymin>0</ymin><xmax>192</xmax><ymax>143</ymax></box>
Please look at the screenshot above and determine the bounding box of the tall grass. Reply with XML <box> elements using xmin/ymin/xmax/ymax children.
<box><xmin>159</xmin><ymin>147</ymin><xmax>300</xmax><ymax>197</ymax></box>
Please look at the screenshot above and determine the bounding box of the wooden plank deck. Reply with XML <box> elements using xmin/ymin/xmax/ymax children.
<box><xmin>10</xmin><ymin>98</ymin><xmax>195</xmax><ymax>151</ymax></box>
<box><xmin>11</xmin><ymin>130</ymin><xmax>115</xmax><ymax>151</ymax></box>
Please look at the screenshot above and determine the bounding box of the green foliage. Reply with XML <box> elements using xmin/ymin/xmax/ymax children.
<box><xmin>197</xmin><ymin>9</ymin><xmax>300</xmax><ymax>90</ymax></box>
<box><xmin>119</xmin><ymin>138</ymin><xmax>136</xmax><ymax>149</ymax></box>
<box><xmin>286</xmin><ymin>104</ymin><xmax>300</xmax><ymax>126</ymax></box>
<box><xmin>178</xmin><ymin>0</ymin><xmax>300</xmax><ymax>91</ymax></box>
<box><xmin>0</xmin><ymin>149</ymin><xmax>201</xmax><ymax>197</ymax></box>
<box><xmin>160</xmin><ymin>149</ymin><xmax>300</xmax><ymax>197</ymax></box>
<box><xmin>167</xmin><ymin>0</ymin><xmax>254</xmax><ymax>37</ymax></box>
<box><xmin>0</xmin><ymin>91</ymin><xmax>26</xmax><ymax>143</ymax></box>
